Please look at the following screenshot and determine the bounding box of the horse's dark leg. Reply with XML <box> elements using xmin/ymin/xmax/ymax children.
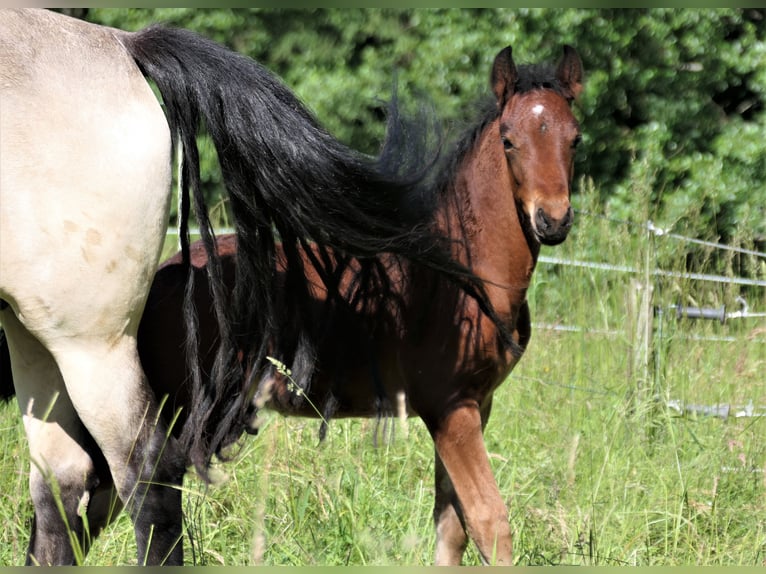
<box><xmin>25</xmin><ymin>469</ymin><xmax>120</xmax><ymax>566</ymax></box>
<box><xmin>1</xmin><ymin>310</ymin><xmax>102</xmax><ymax>565</ymax></box>
<box><xmin>429</xmin><ymin>399</ymin><xmax>511</xmax><ymax>565</ymax></box>
<box><xmin>46</xmin><ymin>333</ymin><xmax>185</xmax><ymax>566</ymax></box>
<box><xmin>26</xmin><ymin>469</ymin><xmax>122</xmax><ymax>564</ymax></box>
<box><xmin>123</xmin><ymin>421</ymin><xmax>186</xmax><ymax>565</ymax></box>
<box><xmin>28</xmin><ymin>441</ymin><xmax>124</xmax><ymax>564</ymax></box>
<box><xmin>23</xmin><ymin>424</ymin><xmax>130</xmax><ymax>566</ymax></box>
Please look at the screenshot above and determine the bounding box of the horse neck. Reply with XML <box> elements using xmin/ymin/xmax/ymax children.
<box><xmin>441</xmin><ymin>118</ymin><xmax>538</xmax><ymax>310</ymax></box>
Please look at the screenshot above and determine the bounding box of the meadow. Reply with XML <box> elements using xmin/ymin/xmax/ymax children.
<box><xmin>0</xmin><ymin>182</ymin><xmax>763</xmax><ymax>566</ymax></box>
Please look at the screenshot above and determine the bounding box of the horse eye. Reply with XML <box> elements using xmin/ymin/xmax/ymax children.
<box><xmin>572</xmin><ymin>134</ymin><xmax>582</xmax><ymax>149</ymax></box>
<box><xmin>502</xmin><ymin>137</ymin><xmax>514</xmax><ymax>151</ymax></box>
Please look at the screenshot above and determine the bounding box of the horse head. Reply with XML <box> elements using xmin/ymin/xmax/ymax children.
<box><xmin>491</xmin><ymin>44</ymin><xmax>583</xmax><ymax>246</ymax></box>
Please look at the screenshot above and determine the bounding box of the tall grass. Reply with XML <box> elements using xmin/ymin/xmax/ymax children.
<box><xmin>1</xmin><ymin>179</ymin><xmax>763</xmax><ymax>565</ymax></box>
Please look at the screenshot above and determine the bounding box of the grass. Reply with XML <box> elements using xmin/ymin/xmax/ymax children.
<box><xmin>1</xmin><ymin>183</ymin><xmax>764</xmax><ymax>565</ymax></box>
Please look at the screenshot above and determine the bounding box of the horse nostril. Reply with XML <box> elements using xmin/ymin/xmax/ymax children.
<box><xmin>561</xmin><ymin>206</ymin><xmax>574</xmax><ymax>228</ymax></box>
<box><xmin>536</xmin><ymin>207</ymin><xmax>550</xmax><ymax>230</ymax></box>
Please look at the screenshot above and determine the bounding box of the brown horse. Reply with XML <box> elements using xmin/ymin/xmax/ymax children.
<box><xmin>1</xmin><ymin>44</ymin><xmax>582</xmax><ymax>565</ymax></box>
<box><xmin>137</xmin><ymin>44</ymin><xmax>583</xmax><ymax>565</ymax></box>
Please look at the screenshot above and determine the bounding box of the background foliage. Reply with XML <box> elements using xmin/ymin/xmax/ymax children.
<box><xmin>80</xmin><ymin>8</ymin><xmax>765</xmax><ymax>259</ymax></box>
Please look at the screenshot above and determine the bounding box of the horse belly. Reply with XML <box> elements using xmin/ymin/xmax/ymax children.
<box><xmin>0</xmin><ymin>10</ymin><xmax>172</xmax><ymax>343</ymax></box>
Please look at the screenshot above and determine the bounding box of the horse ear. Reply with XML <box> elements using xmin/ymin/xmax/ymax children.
<box><xmin>491</xmin><ymin>46</ymin><xmax>518</xmax><ymax>109</ymax></box>
<box><xmin>556</xmin><ymin>45</ymin><xmax>583</xmax><ymax>101</ymax></box>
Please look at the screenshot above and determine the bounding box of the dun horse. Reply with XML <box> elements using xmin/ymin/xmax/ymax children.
<box><xmin>3</xmin><ymin>43</ymin><xmax>583</xmax><ymax>564</ymax></box>
<box><xmin>0</xmin><ymin>10</ymin><xmax>493</xmax><ymax>565</ymax></box>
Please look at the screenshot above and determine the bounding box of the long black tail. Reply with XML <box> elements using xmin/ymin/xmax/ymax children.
<box><xmin>121</xmin><ymin>25</ymin><xmax>500</xmax><ymax>476</ymax></box>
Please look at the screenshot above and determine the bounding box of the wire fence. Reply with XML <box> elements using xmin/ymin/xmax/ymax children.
<box><xmin>529</xmin><ymin>210</ymin><xmax>765</xmax><ymax>420</ymax></box>
<box><xmin>536</xmin><ymin>211</ymin><xmax>765</xmax><ymax>333</ymax></box>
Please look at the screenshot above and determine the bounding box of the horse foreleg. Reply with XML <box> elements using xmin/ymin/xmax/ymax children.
<box><xmin>431</xmin><ymin>401</ymin><xmax>511</xmax><ymax>565</ymax></box>
<box><xmin>52</xmin><ymin>336</ymin><xmax>186</xmax><ymax>565</ymax></box>
<box><xmin>433</xmin><ymin>451</ymin><xmax>468</xmax><ymax>565</ymax></box>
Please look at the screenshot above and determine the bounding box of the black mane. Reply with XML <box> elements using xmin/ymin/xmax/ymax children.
<box><xmin>514</xmin><ymin>63</ymin><xmax>563</xmax><ymax>94</ymax></box>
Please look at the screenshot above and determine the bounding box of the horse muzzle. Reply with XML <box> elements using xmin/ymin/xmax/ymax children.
<box><xmin>533</xmin><ymin>204</ymin><xmax>573</xmax><ymax>245</ymax></box>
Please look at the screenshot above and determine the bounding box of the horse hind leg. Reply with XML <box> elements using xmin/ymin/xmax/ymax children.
<box><xmin>429</xmin><ymin>399</ymin><xmax>511</xmax><ymax>565</ymax></box>
<box><xmin>1</xmin><ymin>311</ymin><xmax>117</xmax><ymax>564</ymax></box>
<box><xmin>27</xmin><ymin>436</ymin><xmax>122</xmax><ymax>566</ymax></box>
<box><xmin>51</xmin><ymin>335</ymin><xmax>186</xmax><ymax>565</ymax></box>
